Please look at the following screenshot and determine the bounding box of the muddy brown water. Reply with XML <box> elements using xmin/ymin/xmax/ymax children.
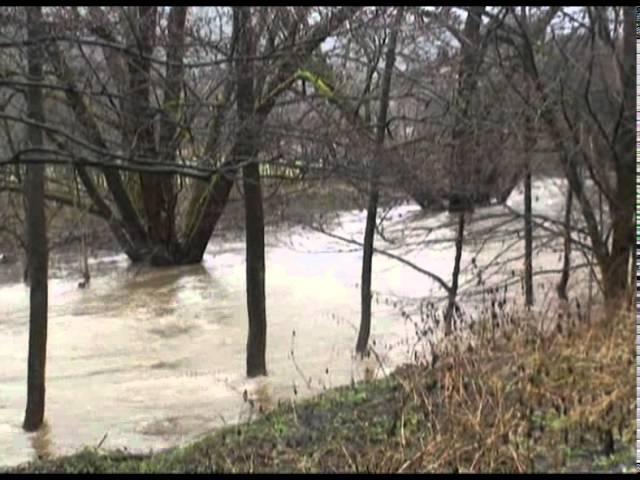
<box><xmin>0</xmin><ymin>178</ymin><xmax>588</xmax><ymax>467</ymax></box>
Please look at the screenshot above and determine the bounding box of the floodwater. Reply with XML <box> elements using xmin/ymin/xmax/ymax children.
<box><xmin>0</xmin><ymin>177</ymin><xmax>592</xmax><ymax>467</ymax></box>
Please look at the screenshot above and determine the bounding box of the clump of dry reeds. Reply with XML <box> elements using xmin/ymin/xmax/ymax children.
<box><xmin>385</xmin><ymin>300</ymin><xmax>635</xmax><ymax>473</ymax></box>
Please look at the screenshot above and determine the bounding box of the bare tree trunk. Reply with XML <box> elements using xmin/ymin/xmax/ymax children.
<box><xmin>556</xmin><ymin>186</ymin><xmax>573</xmax><ymax>301</ymax></box>
<box><xmin>356</xmin><ymin>7</ymin><xmax>403</xmax><ymax>356</ymax></box>
<box><xmin>74</xmin><ymin>170</ymin><xmax>90</xmax><ymax>288</ymax></box>
<box><xmin>522</xmin><ymin>53</ymin><xmax>534</xmax><ymax>307</ymax></box>
<box><xmin>444</xmin><ymin>213</ymin><xmax>465</xmax><ymax>335</ymax></box>
<box><xmin>524</xmin><ymin>164</ymin><xmax>533</xmax><ymax>307</ymax></box>
<box><xmin>80</xmin><ymin>228</ymin><xmax>90</xmax><ymax>287</ymax></box>
<box><xmin>146</xmin><ymin>6</ymin><xmax>187</xmax><ymax>264</ymax></box>
<box><xmin>23</xmin><ymin>6</ymin><xmax>49</xmax><ymax>432</ymax></box>
<box><xmin>243</xmin><ymin>158</ymin><xmax>267</xmax><ymax>377</ymax></box>
<box><xmin>126</xmin><ymin>6</ymin><xmax>177</xmax><ymax>265</ymax></box>
<box><xmin>443</xmin><ymin>7</ymin><xmax>485</xmax><ymax>335</ymax></box>
<box><xmin>448</xmin><ymin>6</ymin><xmax>487</xmax><ymax>213</ymax></box>
<box><xmin>604</xmin><ymin>6</ymin><xmax>635</xmax><ymax>305</ymax></box>
<box><xmin>357</xmin><ymin>187</ymin><xmax>379</xmax><ymax>355</ymax></box>
<box><xmin>234</xmin><ymin>7</ymin><xmax>267</xmax><ymax>378</ymax></box>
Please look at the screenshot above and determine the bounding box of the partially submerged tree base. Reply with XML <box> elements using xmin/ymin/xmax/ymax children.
<box><xmin>23</xmin><ymin>5</ymin><xmax>49</xmax><ymax>434</ymax></box>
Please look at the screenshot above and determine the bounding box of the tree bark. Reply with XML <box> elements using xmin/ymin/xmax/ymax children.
<box><xmin>23</xmin><ymin>6</ymin><xmax>49</xmax><ymax>432</ymax></box>
<box><xmin>243</xmin><ymin>158</ymin><xmax>267</xmax><ymax>377</ymax></box>
<box><xmin>234</xmin><ymin>7</ymin><xmax>267</xmax><ymax>377</ymax></box>
<box><xmin>356</xmin><ymin>7</ymin><xmax>403</xmax><ymax>355</ymax></box>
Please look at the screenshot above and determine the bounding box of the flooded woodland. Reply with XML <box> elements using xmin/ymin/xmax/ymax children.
<box><xmin>0</xmin><ymin>6</ymin><xmax>634</xmax><ymax>473</ymax></box>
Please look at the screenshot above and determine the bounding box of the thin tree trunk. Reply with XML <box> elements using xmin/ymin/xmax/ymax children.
<box><xmin>357</xmin><ymin>187</ymin><xmax>379</xmax><ymax>355</ymax></box>
<box><xmin>356</xmin><ymin>7</ymin><xmax>403</xmax><ymax>355</ymax></box>
<box><xmin>443</xmin><ymin>7</ymin><xmax>485</xmax><ymax>335</ymax></box>
<box><xmin>556</xmin><ymin>186</ymin><xmax>573</xmax><ymax>301</ymax></box>
<box><xmin>243</xmin><ymin>159</ymin><xmax>267</xmax><ymax>377</ymax></box>
<box><xmin>522</xmin><ymin>53</ymin><xmax>534</xmax><ymax>307</ymax></box>
<box><xmin>234</xmin><ymin>7</ymin><xmax>267</xmax><ymax>378</ymax></box>
<box><xmin>23</xmin><ymin>6</ymin><xmax>49</xmax><ymax>432</ymax></box>
<box><xmin>74</xmin><ymin>171</ymin><xmax>90</xmax><ymax>288</ymax></box>
<box><xmin>524</xmin><ymin>165</ymin><xmax>533</xmax><ymax>307</ymax></box>
<box><xmin>444</xmin><ymin>213</ymin><xmax>465</xmax><ymax>335</ymax></box>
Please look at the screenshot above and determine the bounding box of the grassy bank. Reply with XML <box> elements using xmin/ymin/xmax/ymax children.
<box><xmin>7</xmin><ymin>306</ymin><xmax>635</xmax><ymax>473</ymax></box>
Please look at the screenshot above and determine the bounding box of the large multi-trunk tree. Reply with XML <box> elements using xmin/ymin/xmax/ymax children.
<box><xmin>29</xmin><ymin>7</ymin><xmax>359</xmax><ymax>266</ymax></box>
<box><xmin>23</xmin><ymin>5</ymin><xmax>49</xmax><ymax>432</ymax></box>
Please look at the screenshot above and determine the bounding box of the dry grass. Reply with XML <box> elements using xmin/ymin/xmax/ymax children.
<box><xmin>381</xmin><ymin>302</ymin><xmax>636</xmax><ymax>473</ymax></box>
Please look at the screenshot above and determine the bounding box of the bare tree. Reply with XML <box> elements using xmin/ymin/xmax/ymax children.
<box><xmin>1</xmin><ymin>7</ymin><xmax>361</xmax><ymax>266</ymax></box>
<box><xmin>233</xmin><ymin>6</ymin><xmax>267</xmax><ymax>378</ymax></box>
<box><xmin>22</xmin><ymin>5</ymin><xmax>49</xmax><ymax>432</ymax></box>
<box><xmin>357</xmin><ymin>7</ymin><xmax>403</xmax><ymax>356</ymax></box>
<box><xmin>495</xmin><ymin>6</ymin><xmax>635</xmax><ymax>306</ymax></box>
<box><xmin>444</xmin><ymin>6</ymin><xmax>486</xmax><ymax>336</ymax></box>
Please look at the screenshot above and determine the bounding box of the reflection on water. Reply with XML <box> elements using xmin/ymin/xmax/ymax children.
<box><xmin>0</xmin><ymin>178</ymin><xmax>586</xmax><ymax>468</ymax></box>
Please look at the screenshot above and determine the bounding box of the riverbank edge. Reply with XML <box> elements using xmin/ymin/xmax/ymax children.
<box><xmin>5</xmin><ymin>307</ymin><xmax>635</xmax><ymax>474</ymax></box>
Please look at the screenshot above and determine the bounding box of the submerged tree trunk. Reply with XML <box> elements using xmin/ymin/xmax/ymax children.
<box><xmin>444</xmin><ymin>213</ymin><xmax>465</xmax><ymax>335</ymax></box>
<box><xmin>357</xmin><ymin>186</ymin><xmax>379</xmax><ymax>355</ymax></box>
<box><xmin>23</xmin><ymin>6</ymin><xmax>49</xmax><ymax>432</ymax></box>
<box><xmin>243</xmin><ymin>159</ymin><xmax>267</xmax><ymax>377</ymax></box>
<box><xmin>522</xmin><ymin>8</ymin><xmax>535</xmax><ymax>309</ymax></box>
<box><xmin>556</xmin><ymin>186</ymin><xmax>573</xmax><ymax>301</ymax></box>
<box><xmin>74</xmin><ymin>170</ymin><xmax>90</xmax><ymax>288</ymax></box>
<box><xmin>524</xmin><ymin>162</ymin><xmax>533</xmax><ymax>307</ymax></box>
<box><xmin>356</xmin><ymin>7</ymin><xmax>403</xmax><ymax>356</ymax></box>
<box><xmin>443</xmin><ymin>7</ymin><xmax>485</xmax><ymax>335</ymax></box>
<box><xmin>234</xmin><ymin>7</ymin><xmax>267</xmax><ymax>377</ymax></box>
